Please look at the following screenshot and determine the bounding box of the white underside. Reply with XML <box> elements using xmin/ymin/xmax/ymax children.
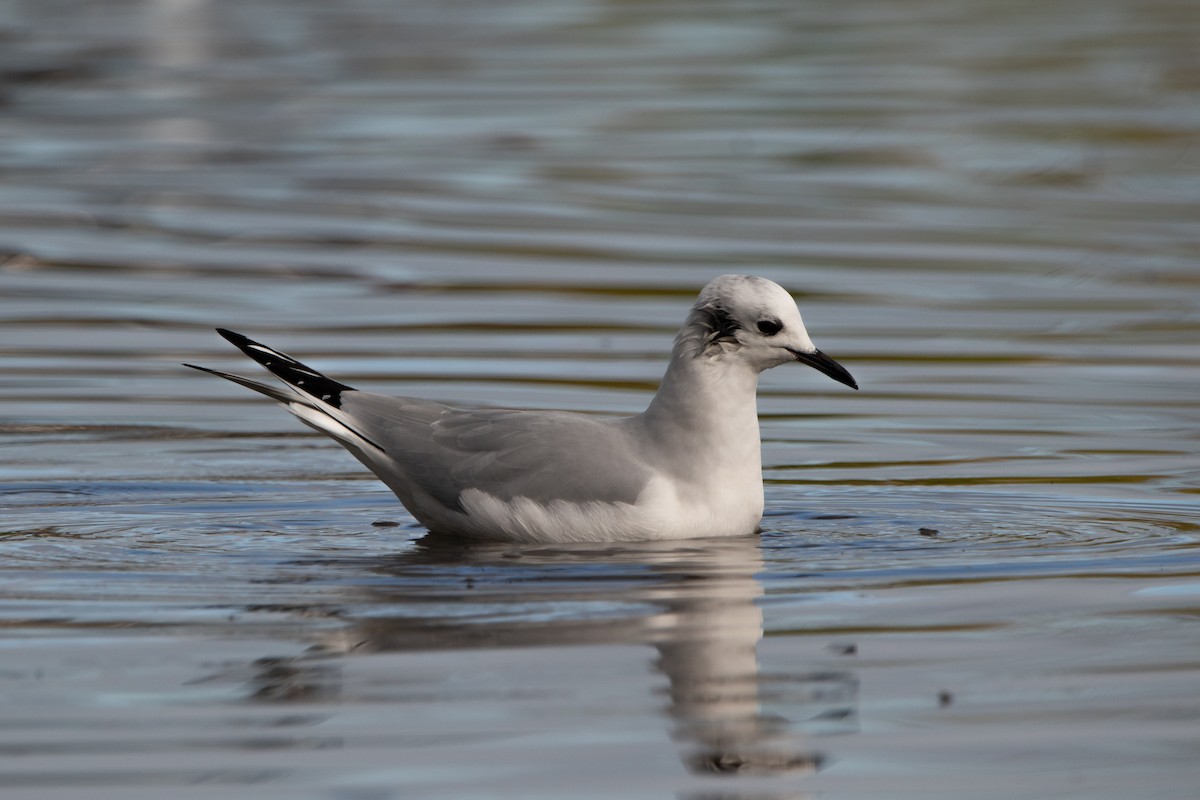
<box><xmin>454</xmin><ymin>474</ymin><xmax>763</xmax><ymax>543</ymax></box>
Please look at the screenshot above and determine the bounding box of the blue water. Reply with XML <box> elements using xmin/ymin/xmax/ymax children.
<box><xmin>2</xmin><ymin>0</ymin><xmax>1199</xmax><ymax>797</ymax></box>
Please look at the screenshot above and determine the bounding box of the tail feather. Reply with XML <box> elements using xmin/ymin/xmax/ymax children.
<box><xmin>186</xmin><ymin>330</ymin><xmax>385</xmax><ymax>454</ymax></box>
<box><xmin>182</xmin><ymin>363</ymin><xmax>300</xmax><ymax>404</ymax></box>
<box><xmin>215</xmin><ymin>328</ymin><xmax>355</xmax><ymax>408</ymax></box>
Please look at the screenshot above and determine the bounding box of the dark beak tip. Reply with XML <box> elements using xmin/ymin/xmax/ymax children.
<box><xmin>792</xmin><ymin>348</ymin><xmax>858</xmax><ymax>391</ymax></box>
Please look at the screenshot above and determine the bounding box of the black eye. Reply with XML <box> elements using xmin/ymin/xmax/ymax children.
<box><xmin>757</xmin><ymin>319</ymin><xmax>783</xmax><ymax>336</ymax></box>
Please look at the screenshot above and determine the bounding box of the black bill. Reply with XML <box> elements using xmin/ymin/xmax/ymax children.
<box><xmin>789</xmin><ymin>348</ymin><xmax>858</xmax><ymax>390</ymax></box>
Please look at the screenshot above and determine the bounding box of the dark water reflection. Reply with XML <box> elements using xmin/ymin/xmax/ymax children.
<box><xmin>295</xmin><ymin>537</ymin><xmax>849</xmax><ymax>777</ymax></box>
<box><xmin>2</xmin><ymin>0</ymin><xmax>1200</xmax><ymax>797</ymax></box>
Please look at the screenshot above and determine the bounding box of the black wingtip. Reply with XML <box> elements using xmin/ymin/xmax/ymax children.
<box><xmin>216</xmin><ymin>328</ymin><xmax>251</xmax><ymax>347</ymax></box>
<box><xmin>211</xmin><ymin>328</ymin><xmax>355</xmax><ymax>407</ymax></box>
<box><xmin>214</xmin><ymin>328</ymin><xmax>273</xmax><ymax>366</ymax></box>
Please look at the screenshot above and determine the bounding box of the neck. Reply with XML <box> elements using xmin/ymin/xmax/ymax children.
<box><xmin>637</xmin><ymin>329</ymin><xmax>763</xmax><ymax>477</ymax></box>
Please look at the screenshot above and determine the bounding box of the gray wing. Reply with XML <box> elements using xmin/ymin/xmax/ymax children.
<box><xmin>339</xmin><ymin>393</ymin><xmax>651</xmax><ymax>512</ymax></box>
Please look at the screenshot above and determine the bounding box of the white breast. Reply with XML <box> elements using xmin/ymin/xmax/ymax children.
<box><xmin>449</xmin><ymin>468</ymin><xmax>762</xmax><ymax>544</ymax></box>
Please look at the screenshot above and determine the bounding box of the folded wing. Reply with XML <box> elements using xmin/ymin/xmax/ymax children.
<box><xmin>189</xmin><ymin>329</ymin><xmax>653</xmax><ymax>521</ymax></box>
<box><xmin>340</xmin><ymin>394</ymin><xmax>651</xmax><ymax>513</ymax></box>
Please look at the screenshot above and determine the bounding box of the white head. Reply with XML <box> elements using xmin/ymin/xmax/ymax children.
<box><xmin>679</xmin><ymin>274</ymin><xmax>857</xmax><ymax>389</ymax></box>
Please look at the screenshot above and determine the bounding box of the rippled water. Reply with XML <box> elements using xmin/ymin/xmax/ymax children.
<box><xmin>2</xmin><ymin>0</ymin><xmax>1199</xmax><ymax>797</ymax></box>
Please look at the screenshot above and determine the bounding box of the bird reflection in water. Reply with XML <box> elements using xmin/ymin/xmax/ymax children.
<box><xmin>246</xmin><ymin>534</ymin><xmax>857</xmax><ymax>779</ymax></box>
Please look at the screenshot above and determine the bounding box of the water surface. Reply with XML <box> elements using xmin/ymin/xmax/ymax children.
<box><xmin>1</xmin><ymin>0</ymin><xmax>1199</xmax><ymax>797</ymax></box>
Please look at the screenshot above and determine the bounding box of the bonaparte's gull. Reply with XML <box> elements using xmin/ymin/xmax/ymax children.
<box><xmin>187</xmin><ymin>274</ymin><xmax>857</xmax><ymax>542</ymax></box>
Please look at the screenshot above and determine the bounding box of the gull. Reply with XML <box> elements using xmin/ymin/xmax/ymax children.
<box><xmin>186</xmin><ymin>274</ymin><xmax>857</xmax><ymax>543</ymax></box>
